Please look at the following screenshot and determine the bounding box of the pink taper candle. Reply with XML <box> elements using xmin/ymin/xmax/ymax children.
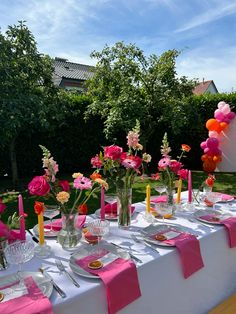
<box><xmin>18</xmin><ymin>194</ymin><xmax>26</xmax><ymax>240</ymax></box>
<box><xmin>100</xmin><ymin>187</ymin><xmax>105</xmax><ymax>220</ymax></box>
<box><xmin>188</xmin><ymin>170</ymin><xmax>192</xmax><ymax>203</ymax></box>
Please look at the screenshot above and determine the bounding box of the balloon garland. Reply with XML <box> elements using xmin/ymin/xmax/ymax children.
<box><xmin>200</xmin><ymin>101</ymin><xmax>236</xmax><ymax>172</ymax></box>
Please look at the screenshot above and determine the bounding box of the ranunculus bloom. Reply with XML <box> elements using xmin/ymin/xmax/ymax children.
<box><xmin>74</xmin><ymin>176</ymin><xmax>92</xmax><ymax>190</ymax></box>
<box><xmin>90</xmin><ymin>172</ymin><xmax>102</xmax><ymax>181</ymax></box>
<box><xmin>142</xmin><ymin>153</ymin><xmax>152</xmax><ymax>163</ymax></box>
<box><xmin>56</xmin><ymin>191</ymin><xmax>70</xmax><ymax>204</ymax></box>
<box><xmin>59</xmin><ymin>180</ymin><xmax>70</xmax><ymax>192</ymax></box>
<box><xmin>178</xmin><ymin>169</ymin><xmax>188</xmax><ymax>180</ymax></box>
<box><xmin>34</xmin><ymin>201</ymin><xmax>45</xmax><ymax>215</ymax></box>
<box><xmin>205</xmin><ymin>174</ymin><xmax>215</xmax><ymax>187</ymax></box>
<box><xmin>104</xmin><ymin>145</ymin><xmax>123</xmax><ymax>160</ymax></box>
<box><xmin>0</xmin><ymin>198</ymin><xmax>6</xmax><ymax>214</ymax></box>
<box><xmin>91</xmin><ymin>154</ymin><xmax>103</xmax><ymax>168</ymax></box>
<box><xmin>169</xmin><ymin>160</ymin><xmax>182</xmax><ymax>173</ymax></box>
<box><xmin>28</xmin><ymin>176</ymin><xmax>50</xmax><ymax>196</ymax></box>
<box><xmin>78</xmin><ymin>203</ymin><xmax>88</xmax><ymax>215</ymax></box>
<box><xmin>72</xmin><ymin>172</ymin><xmax>83</xmax><ymax>179</ymax></box>
<box><xmin>158</xmin><ymin>157</ymin><xmax>171</xmax><ymax>169</ymax></box>
<box><xmin>181</xmin><ymin>144</ymin><xmax>191</xmax><ymax>152</ymax></box>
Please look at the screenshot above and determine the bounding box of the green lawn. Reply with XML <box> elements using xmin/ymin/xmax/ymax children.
<box><xmin>1</xmin><ymin>171</ymin><xmax>236</xmax><ymax>229</ymax></box>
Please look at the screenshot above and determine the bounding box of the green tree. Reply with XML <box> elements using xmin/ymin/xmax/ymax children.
<box><xmin>0</xmin><ymin>21</ymin><xmax>55</xmax><ymax>186</ymax></box>
<box><xmin>86</xmin><ymin>42</ymin><xmax>195</xmax><ymax>147</ymax></box>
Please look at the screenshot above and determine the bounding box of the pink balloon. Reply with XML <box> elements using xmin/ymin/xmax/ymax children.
<box><xmin>214</xmin><ymin>109</ymin><xmax>225</xmax><ymax>122</ymax></box>
<box><xmin>218</xmin><ymin>101</ymin><xmax>227</xmax><ymax>110</ymax></box>
<box><xmin>222</xmin><ymin>117</ymin><xmax>231</xmax><ymax>124</ymax></box>
<box><xmin>221</xmin><ymin>103</ymin><xmax>231</xmax><ymax>115</ymax></box>
<box><xmin>209</xmin><ymin>131</ymin><xmax>221</xmax><ymax>139</ymax></box>
<box><xmin>211</xmin><ymin>147</ymin><xmax>221</xmax><ymax>155</ymax></box>
<box><xmin>200</xmin><ymin>141</ymin><xmax>207</xmax><ymax>149</ymax></box>
<box><xmin>206</xmin><ymin>137</ymin><xmax>219</xmax><ymax>149</ymax></box>
<box><xmin>226</xmin><ymin>111</ymin><xmax>236</xmax><ymax>120</ymax></box>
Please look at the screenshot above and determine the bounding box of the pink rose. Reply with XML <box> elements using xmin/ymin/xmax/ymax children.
<box><xmin>28</xmin><ymin>175</ymin><xmax>50</xmax><ymax>196</ymax></box>
<box><xmin>170</xmin><ymin>160</ymin><xmax>182</xmax><ymax>173</ymax></box>
<box><xmin>59</xmin><ymin>180</ymin><xmax>70</xmax><ymax>192</ymax></box>
<box><xmin>0</xmin><ymin>198</ymin><xmax>6</xmax><ymax>214</ymax></box>
<box><xmin>91</xmin><ymin>154</ymin><xmax>103</xmax><ymax>168</ymax></box>
<box><xmin>178</xmin><ymin>169</ymin><xmax>188</xmax><ymax>180</ymax></box>
<box><xmin>104</xmin><ymin>145</ymin><xmax>123</xmax><ymax>160</ymax></box>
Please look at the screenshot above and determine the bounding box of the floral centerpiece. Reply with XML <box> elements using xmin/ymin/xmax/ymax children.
<box><xmin>152</xmin><ymin>133</ymin><xmax>190</xmax><ymax>208</ymax></box>
<box><xmin>91</xmin><ymin>121</ymin><xmax>152</xmax><ymax>227</ymax></box>
<box><xmin>28</xmin><ymin>145</ymin><xmax>108</xmax><ymax>247</ymax></box>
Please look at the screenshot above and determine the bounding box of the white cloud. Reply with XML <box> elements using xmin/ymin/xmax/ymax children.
<box><xmin>176</xmin><ymin>1</ymin><xmax>236</xmax><ymax>33</ymax></box>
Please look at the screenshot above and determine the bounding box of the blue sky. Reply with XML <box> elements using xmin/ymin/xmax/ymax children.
<box><xmin>1</xmin><ymin>0</ymin><xmax>236</xmax><ymax>92</ymax></box>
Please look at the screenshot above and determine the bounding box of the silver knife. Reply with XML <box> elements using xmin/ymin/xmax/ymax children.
<box><xmin>110</xmin><ymin>242</ymin><xmax>143</xmax><ymax>263</ymax></box>
<box><xmin>55</xmin><ymin>259</ymin><xmax>80</xmax><ymax>287</ymax></box>
<box><xmin>39</xmin><ymin>268</ymin><xmax>67</xmax><ymax>298</ymax></box>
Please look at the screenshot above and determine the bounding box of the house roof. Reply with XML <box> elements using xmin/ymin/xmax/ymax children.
<box><xmin>53</xmin><ymin>58</ymin><xmax>95</xmax><ymax>85</ymax></box>
<box><xmin>192</xmin><ymin>80</ymin><xmax>218</xmax><ymax>95</ymax></box>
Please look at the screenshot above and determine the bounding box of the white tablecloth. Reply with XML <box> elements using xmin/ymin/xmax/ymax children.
<box><xmin>2</xmin><ymin>193</ymin><xmax>236</xmax><ymax>314</ymax></box>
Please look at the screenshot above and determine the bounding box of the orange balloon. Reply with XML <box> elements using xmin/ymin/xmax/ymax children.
<box><xmin>213</xmin><ymin>155</ymin><xmax>222</xmax><ymax>163</ymax></box>
<box><xmin>201</xmin><ymin>154</ymin><xmax>208</xmax><ymax>161</ymax></box>
<box><xmin>219</xmin><ymin>122</ymin><xmax>228</xmax><ymax>131</ymax></box>
<box><xmin>203</xmin><ymin>160</ymin><xmax>216</xmax><ymax>172</ymax></box>
<box><xmin>206</xmin><ymin>119</ymin><xmax>221</xmax><ymax>132</ymax></box>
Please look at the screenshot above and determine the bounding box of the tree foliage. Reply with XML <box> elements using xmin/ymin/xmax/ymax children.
<box><xmin>86</xmin><ymin>42</ymin><xmax>196</xmax><ymax>145</ymax></box>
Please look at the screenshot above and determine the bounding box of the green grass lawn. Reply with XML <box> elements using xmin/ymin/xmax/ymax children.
<box><xmin>1</xmin><ymin>171</ymin><xmax>236</xmax><ymax>229</ymax></box>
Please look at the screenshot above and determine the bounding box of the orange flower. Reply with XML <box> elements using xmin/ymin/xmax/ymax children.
<box><xmin>34</xmin><ymin>201</ymin><xmax>45</xmax><ymax>215</ymax></box>
<box><xmin>181</xmin><ymin>144</ymin><xmax>191</xmax><ymax>152</ymax></box>
<box><xmin>78</xmin><ymin>203</ymin><xmax>88</xmax><ymax>215</ymax></box>
<box><xmin>90</xmin><ymin>172</ymin><xmax>102</xmax><ymax>181</ymax></box>
<box><xmin>205</xmin><ymin>174</ymin><xmax>215</xmax><ymax>187</ymax></box>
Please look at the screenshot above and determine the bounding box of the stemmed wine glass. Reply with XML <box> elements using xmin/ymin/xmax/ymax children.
<box><xmin>205</xmin><ymin>192</ymin><xmax>222</xmax><ymax>210</ymax></box>
<box><xmin>155</xmin><ymin>203</ymin><xmax>172</xmax><ymax>222</ymax></box>
<box><xmin>87</xmin><ymin>219</ymin><xmax>110</xmax><ymax>254</ymax></box>
<box><xmin>4</xmin><ymin>241</ymin><xmax>35</xmax><ymax>290</ymax></box>
<box><xmin>155</xmin><ymin>185</ymin><xmax>167</xmax><ymax>196</ymax></box>
<box><xmin>43</xmin><ymin>205</ymin><xmax>60</xmax><ymax>234</ymax></box>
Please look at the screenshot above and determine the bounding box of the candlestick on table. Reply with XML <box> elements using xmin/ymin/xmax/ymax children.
<box><xmin>18</xmin><ymin>194</ymin><xmax>26</xmax><ymax>240</ymax></box>
<box><xmin>188</xmin><ymin>170</ymin><xmax>192</xmax><ymax>203</ymax></box>
<box><xmin>38</xmin><ymin>212</ymin><xmax>45</xmax><ymax>246</ymax></box>
<box><xmin>146</xmin><ymin>184</ymin><xmax>151</xmax><ymax>214</ymax></box>
<box><xmin>100</xmin><ymin>187</ymin><xmax>105</xmax><ymax>220</ymax></box>
<box><xmin>176</xmin><ymin>179</ymin><xmax>182</xmax><ymax>204</ymax></box>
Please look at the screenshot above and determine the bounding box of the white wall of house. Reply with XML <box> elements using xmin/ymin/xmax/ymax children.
<box><xmin>206</xmin><ymin>83</ymin><xmax>218</xmax><ymax>94</ymax></box>
<box><xmin>216</xmin><ymin>118</ymin><xmax>236</xmax><ymax>172</ymax></box>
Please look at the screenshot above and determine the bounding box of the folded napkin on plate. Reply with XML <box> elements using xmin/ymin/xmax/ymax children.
<box><xmin>201</xmin><ymin>214</ymin><xmax>236</xmax><ymax>248</ymax></box>
<box><xmin>0</xmin><ymin>276</ymin><xmax>53</xmax><ymax>314</ymax></box>
<box><xmin>214</xmin><ymin>192</ymin><xmax>234</xmax><ymax>201</ymax></box>
<box><xmin>150</xmin><ymin>195</ymin><xmax>177</xmax><ymax>203</ymax></box>
<box><xmin>44</xmin><ymin>215</ymin><xmax>86</xmax><ymax>231</ymax></box>
<box><xmin>152</xmin><ymin>229</ymin><xmax>204</xmax><ymax>278</ymax></box>
<box><xmin>76</xmin><ymin>249</ymin><xmax>141</xmax><ymax>314</ymax></box>
<box><xmin>104</xmin><ymin>203</ymin><xmax>135</xmax><ymax>216</ymax></box>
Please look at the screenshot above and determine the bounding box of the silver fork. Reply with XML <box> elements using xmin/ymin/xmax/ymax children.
<box><xmin>131</xmin><ymin>234</ymin><xmax>159</xmax><ymax>253</ymax></box>
<box><xmin>55</xmin><ymin>259</ymin><xmax>80</xmax><ymax>288</ymax></box>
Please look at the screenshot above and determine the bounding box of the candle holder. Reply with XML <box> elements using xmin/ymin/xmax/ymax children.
<box><xmin>145</xmin><ymin>211</ymin><xmax>155</xmax><ymax>223</ymax></box>
<box><xmin>34</xmin><ymin>242</ymin><xmax>51</xmax><ymax>258</ymax></box>
<box><xmin>183</xmin><ymin>202</ymin><xmax>195</xmax><ymax>212</ymax></box>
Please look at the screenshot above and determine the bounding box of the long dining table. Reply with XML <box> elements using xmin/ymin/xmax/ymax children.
<box><xmin>2</xmin><ymin>192</ymin><xmax>236</xmax><ymax>314</ymax></box>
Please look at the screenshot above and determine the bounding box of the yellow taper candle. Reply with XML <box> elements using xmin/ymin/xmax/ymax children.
<box><xmin>176</xmin><ymin>179</ymin><xmax>182</xmax><ymax>204</ymax></box>
<box><xmin>146</xmin><ymin>184</ymin><xmax>151</xmax><ymax>213</ymax></box>
<box><xmin>38</xmin><ymin>212</ymin><xmax>45</xmax><ymax>246</ymax></box>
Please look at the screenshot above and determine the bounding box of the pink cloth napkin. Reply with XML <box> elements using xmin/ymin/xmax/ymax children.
<box><xmin>150</xmin><ymin>196</ymin><xmax>177</xmax><ymax>203</ymax></box>
<box><xmin>214</xmin><ymin>192</ymin><xmax>234</xmax><ymax>201</ymax></box>
<box><xmin>200</xmin><ymin>214</ymin><xmax>236</xmax><ymax>248</ymax></box>
<box><xmin>44</xmin><ymin>215</ymin><xmax>86</xmax><ymax>231</ymax></box>
<box><xmin>152</xmin><ymin>230</ymin><xmax>204</xmax><ymax>278</ymax></box>
<box><xmin>104</xmin><ymin>203</ymin><xmax>135</xmax><ymax>216</ymax></box>
<box><xmin>0</xmin><ymin>276</ymin><xmax>53</xmax><ymax>314</ymax></box>
<box><xmin>75</xmin><ymin>249</ymin><xmax>141</xmax><ymax>314</ymax></box>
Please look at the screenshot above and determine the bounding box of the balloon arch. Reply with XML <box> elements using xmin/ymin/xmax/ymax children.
<box><xmin>200</xmin><ymin>101</ymin><xmax>236</xmax><ymax>172</ymax></box>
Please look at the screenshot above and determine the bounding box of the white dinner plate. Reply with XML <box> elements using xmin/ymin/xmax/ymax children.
<box><xmin>94</xmin><ymin>208</ymin><xmax>136</xmax><ymax>221</ymax></box>
<box><xmin>69</xmin><ymin>243</ymin><xmax>130</xmax><ymax>279</ymax></box>
<box><xmin>142</xmin><ymin>224</ymin><xmax>189</xmax><ymax>247</ymax></box>
<box><xmin>0</xmin><ymin>271</ymin><xmax>53</xmax><ymax>298</ymax></box>
<box><xmin>33</xmin><ymin>219</ymin><xmax>60</xmax><ymax>237</ymax></box>
<box><xmin>194</xmin><ymin>209</ymin><xmax>233</xmax><ymax>225</ymax></box>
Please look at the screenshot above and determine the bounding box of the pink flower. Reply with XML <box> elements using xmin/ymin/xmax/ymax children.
<box><xmin>127</xmin><ymin>131</ymin><xmax>139</xmax><ymax>149</ymax></box>
<box><xmin>169</xmin><ymin>160</ymin><xmax>182</xmax><ymax>173</ymax></box>
<box><xmin>59</xmin><ymin>180</ymin><xmax>70</xmax><ymax>192</ymax></box>
<box><xmin>0</xmin><ymin>221</ymin><xmax>10</xmax><ymax>238</ymax></box>
<box><xmin>73</xmin><ymin>176</ymin><xmax>92</xmax><ymax>190</ymax></box>
<box><xmin>28</xmin><ymin>175</ymin><xmax>50</xmax><ymax>196</ymax></box>
<box><xmin>43</xmin><ymin>157</ymin><xmax>59</xmax><ymax>182</ymax></box>
<box><xmin>0</xmin><ymin>198</ymin><xmax>6</xmax><ymax>214</ymax></box>
<box><xmin>151</xmin><ymin>173</ymin><xmax>160</xmax><ymax>181</ymax></box>
<box><xmin>91</xmin><ymin>154</ymin><xmax>103</xmax><ymax>168</ymax></box>
<box><xmin>104</xmin><ymin>145</ymin><xmax>123</xmax><ymax>160</ymax></box>
<box><xmin>121</xmin><ymin>153</ymin><xmax>142</xmax><ymax>169</ymax></box>
<box><xmin>158</xmin><ymin>157</ymin><xmax>171</xmax><ymax>169</ymax></box>
<box><xmin>178</xmin><ymin>169</ymin><xmax>188</xmax><ymax>180</ymax></box>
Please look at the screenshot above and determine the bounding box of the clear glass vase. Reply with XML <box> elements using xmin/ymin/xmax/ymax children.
<box><xmin>116</xmin><ymin>187</ymin><xmax>132</xmax><ymax>229</ymax></box>
<box><xmin>166</xmin><ymin>187</ymin><xmax>176</xmax><ymax>215</ymax></box>
<box><xmin>0</xmin><ymin>239</ymin><xmax>8</xmax><ymax>270</ymax></box>
<box><xmin>57</xmin><ymin>213</ymin><xmax>82</xmax><ymax>248</ymax></box>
